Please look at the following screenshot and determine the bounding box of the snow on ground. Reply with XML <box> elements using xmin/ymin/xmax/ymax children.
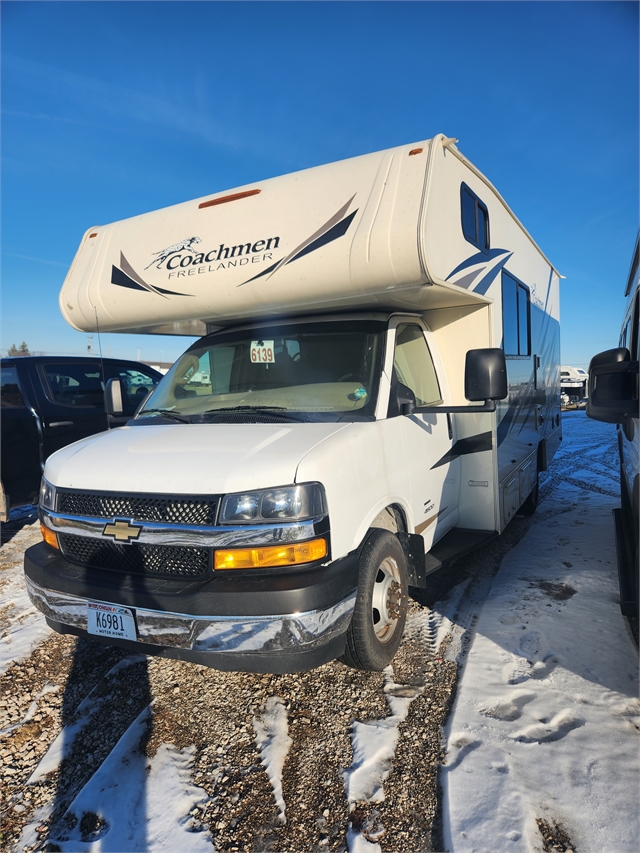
<box><xmin>0</xmin><ymin>522</ymin><xmax>50</xmax><ymax>676</ymax></box>
<box><xmin>17</xmin><ymin>707</ymin><xmax>213</xmax><ymax>853</ymax></box>
<box><xmin>27</xmin><ymin>655</ymin><xmax>147</xmax><ymax>784</ymax></box>
<box><xmin>2</xmin><ymin>414</ymin><xmax>638</xmax><ymax>852</ymax></box>
<box><xmin>343</xmin><ymin>668</ymin><xmax>424</xmax><ymax>853</ymax></box>
<box><xmin>253</xmin><ymin>696</ymin><xmax>293</xmax><ymax>823</ymax></box>
<box><xmin>442</xmin><ymin>418</ymin><xmax>639</xmax><ymax>852</ymax></box>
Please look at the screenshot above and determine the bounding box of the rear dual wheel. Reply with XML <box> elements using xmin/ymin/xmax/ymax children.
<box><xmin>340</xmin><ymin>529</ymin><xmax>409</xmax><ymax>671</ymax></box>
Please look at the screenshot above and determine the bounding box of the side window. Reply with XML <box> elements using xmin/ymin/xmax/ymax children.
<box><xmin>393</xmin><ymin>325</ymin><xmax>441</xmax><ymax>406</ymax></box>
<box><xmin>620</xmin><ymin>320</ymin><xmax>629</xmax><ymax>350</ymax></box>
<box><xmin>113</xmin><ymin>368</ymin><xmax>161</xmax><ymax>415</ymax></box>
<box><xmin>461</xmin><ymin>183</ymin><xmax>490</xmax><ymax>251</ymax></box>
<box><xmin>630</xmin><ymin>292</ymin><xmax>639</xmax><ymax>362</ymax></box>
<box><xmin>502</xmin><ymin>271</ymin><xmax>531</xmax><ymax>356</ymax></box>
<box><xmin>40</xmin><ymin>363</ymin><xmax>105</xmax><ymax>408</ymax></box>
<box><xmin>1</xmin><ymin>366</ymin><xmax>25</xmax><ymax>408</ymax></box>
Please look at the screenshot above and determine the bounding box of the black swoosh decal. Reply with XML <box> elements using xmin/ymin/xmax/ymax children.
<box><xmin>111</xmin><ymin>264</ymin><xmax>192</xmax><ymax>297</ymax></box>
<box><xmin>238</xmin><ymin>197</ymin><xmax>358</xmax><ymax>287</ymax></box>
<box><xmin>430</xmin><ymin>431</ymin><xmax>493</xmax><ymax>469</ymax></box>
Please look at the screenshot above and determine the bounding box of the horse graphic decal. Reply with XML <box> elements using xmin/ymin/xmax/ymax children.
<box><xmin>145</xmin><ymin>236</ymin><xmax>202</xmax><ymax>270</ymax></box>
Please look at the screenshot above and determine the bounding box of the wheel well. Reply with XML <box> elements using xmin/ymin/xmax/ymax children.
<box><xmin>369</xmin><ymin>504</ymin><xmax>407</xmax><ymax>535</ymax></box>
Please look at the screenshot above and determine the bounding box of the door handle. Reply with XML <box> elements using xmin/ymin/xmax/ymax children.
<box><xmin>48</xmin><ymin>421</ymin><xmax>74</xmax><ymax>428</ymax></box>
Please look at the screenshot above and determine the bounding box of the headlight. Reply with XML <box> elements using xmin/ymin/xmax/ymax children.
<box><xmin>40</xmin><ymin>478</ymin><xmax>57</xmax><ymax>512</ymax></box>
<box><xmin>222</xmin><ymin>494</ymin><xmax>260</xmax><ymax>521</ymax></box>
<box><xmin>219</xmin><ymin>483</ymin><xmax>326</xmax><ymax>524</ymax></box>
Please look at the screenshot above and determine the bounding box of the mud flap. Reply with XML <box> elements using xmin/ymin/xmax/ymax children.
<box><xmin>397</xmin><ymin>531</ymin><xmax>426</xmax><ymax>588</ymax></box>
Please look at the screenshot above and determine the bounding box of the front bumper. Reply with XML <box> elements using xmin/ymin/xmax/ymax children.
<box><xmin>24</xmin><ymin>542</ymin><xmax>358</xmax><ymax>673</ymax></box>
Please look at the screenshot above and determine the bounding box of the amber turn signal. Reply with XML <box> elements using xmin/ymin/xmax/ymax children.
<box><xmin>214</xmin><ymin>538</ymin><xmax>327</xmax><ymax>570</ymax></box>
<box><xmin>40</xmin><ymin>523</ymin><xmax>59</xmax><ymax>550</ymax></box>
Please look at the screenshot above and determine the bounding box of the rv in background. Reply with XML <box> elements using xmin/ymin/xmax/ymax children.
<box><xmin>587</xmin><ymin>233</ymin><xmax>639</xmax><ymax>619</ymax></box>
<box><xmin>561</xmin><ymin>365</ymin><xmax>588</xmax><ymax>402</ymax></box>
<box><xmin>24</xmin><ymin>136</ymin><xmax>561</xmax><ymax>673</ymax></box>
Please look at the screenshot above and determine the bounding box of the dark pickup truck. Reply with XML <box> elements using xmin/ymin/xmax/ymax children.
<box><xmin>1</xmin><ymin>356</ymin><xmax>162</xmax><ymax>520</ymax></box>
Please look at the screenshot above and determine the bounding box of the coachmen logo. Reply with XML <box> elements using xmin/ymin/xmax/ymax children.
<box><xmin>109</xmin><ymin>196</ymin><xmax>359</xmax><ymax>298</ymax></box>
<box><xmin>102</xmin><ymin>519</ymin><xmax>143</xmax><ymax>544</ymax></box>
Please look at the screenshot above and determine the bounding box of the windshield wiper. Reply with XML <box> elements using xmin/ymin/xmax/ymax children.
<box><xmin>200</xmin><ymin>405</ymin><xmax>305</xmax><ymax>422</ymax></box>
<box><xmin>139</xmin><ymin>408</ymin><xmax>191</xmax><ymax>424</ymax></box>
<box><xmin>204</xmin><ymin>405</ymin><xmax>289</xmax><ymax>413</ymax></box>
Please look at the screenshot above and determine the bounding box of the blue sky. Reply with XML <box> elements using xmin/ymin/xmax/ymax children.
<box><xmin>2</xmin><ymin>0</ymin><xmax>637</xmax><ymax>367</ymax></box>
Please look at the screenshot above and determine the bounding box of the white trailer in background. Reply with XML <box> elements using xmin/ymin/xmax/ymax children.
<box><xmin>25</xmin><ymin>135</ymin><xmax>562</xmax><ymax>673</ymax></box>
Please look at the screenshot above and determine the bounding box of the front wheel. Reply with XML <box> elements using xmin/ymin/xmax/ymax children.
<box><xmin>340</xmin><ymin>529</ymin><xmax>409</xmax><ymax>671</ymax></box>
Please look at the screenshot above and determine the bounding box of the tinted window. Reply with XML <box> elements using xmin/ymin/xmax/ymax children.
<box><xmin>40</xmin><ymin>363</ymin><xmax>106</xmax><ymax>407</ymax></box>
<box><xmin>394</xmin><ymin>325</ymin><xmax>441</xmax><ymax>406</ymax></box>
<box><xmin>110</xmin><ymin>367</ymin><xmax>160</xmax><ymax>415</ymax></box>
<box><xmin>461</xmin><ymin>184</ymin><xmax>490</xmax><ymax>250</ymax></box>
<box><xmin>477</xmin><ymin>204</ymin><xmax>488</xmax><ymax>248</ymax></box>
<box><xmin>502</xmin><ymin>271</ymin><xmax>531</xmax><ymax>356</ymax></box>
<box><xmin>620</xmin><ymin>322</ymin><xmax>629</xmax><ymax>350</ymax></box>
<box><xmin>461</xmin><ymin>188</ymin><xmax>476</xmax><ymax>242</ymax></box>
<box><xmin>1</xmin><ymin>366</ymin><xmax>25</xmax><ymax>408</ymax></box>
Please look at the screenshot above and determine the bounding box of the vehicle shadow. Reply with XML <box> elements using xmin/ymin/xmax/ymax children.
<box><xmin>1</xmin><ymin>511</ymin><xmax>38</xmax><ymax>546</ymax></box>
<box><xmin>42</xmin><ymin>570</ymin><xmax>153</xmax><ymax>851</ymax></box>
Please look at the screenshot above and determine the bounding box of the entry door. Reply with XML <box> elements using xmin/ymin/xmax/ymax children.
<box><xmin>392</xmin><ymin>323</ymin><xmax>460</xmax><ymax>551</ymax></box>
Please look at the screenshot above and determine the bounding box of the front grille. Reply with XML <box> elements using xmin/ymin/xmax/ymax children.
<box><xmin>59</xmin><ymin>533</ymin><xmax>210</xmax><ymax>578</ymax></box>
<box><xmin>56</xmin><ymin>491</ymin><xmax>219</xmax><ymax>525</ymax></box>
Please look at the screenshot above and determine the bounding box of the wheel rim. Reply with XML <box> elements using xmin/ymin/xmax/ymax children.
<box><xmin>371</xmin><ymin>555</ymin><xmax>405</xmax><ymax>643</ymax></box>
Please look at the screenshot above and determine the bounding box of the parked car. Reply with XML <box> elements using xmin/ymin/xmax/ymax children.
<box><xmin>1</xmin><ymin>356</ymin><xmax>162</xmax><ymax>520</ymax></box>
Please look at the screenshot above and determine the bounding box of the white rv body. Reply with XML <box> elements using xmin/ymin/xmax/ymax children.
<box><xmin>26</xmin><ymin>136</ymin><xmax>561</xmax><ymax>673</ymax></box>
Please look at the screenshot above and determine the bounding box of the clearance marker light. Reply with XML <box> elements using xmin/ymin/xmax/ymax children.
<box><xmin>41</xmin><ymin>523</ymin><xmax>59</xmax><ymax>550</ymax></box>
<box><xmin>214</xmin><ymin>538</ymin><xmax>327</xmax><ymax>570</ymax></box>
<box><xmin>199</xmin><ymin>189</ymin><xmax>261</xmax><ymax>209</ymax></box>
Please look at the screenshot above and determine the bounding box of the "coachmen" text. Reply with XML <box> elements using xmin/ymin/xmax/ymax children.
<box><xmin>162</xmin><ymin>237</ymin><xmax>280</xmax><ymax>271</ymax></box>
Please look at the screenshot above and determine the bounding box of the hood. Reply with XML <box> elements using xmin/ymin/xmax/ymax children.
<box><xmin>44</xmin><ymin>422</ymin><xmax>350</xmax><ymax>496</ymax></box>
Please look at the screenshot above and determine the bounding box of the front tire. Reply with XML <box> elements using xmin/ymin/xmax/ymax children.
<box><xmin>340</xmin><ymin>529</ymin><xmax>409</xmax><ymax>671</ymax></box>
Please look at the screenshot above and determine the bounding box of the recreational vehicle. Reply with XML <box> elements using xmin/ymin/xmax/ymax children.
<box><xmin>587</xmin><ymin>233</ymin><xmax>639</xmax><ymax>618</ymax></box>
<box><xmin>24</xmin><ymin>136</ymin><xmax>562</xmax><ymax>672</ymax></box>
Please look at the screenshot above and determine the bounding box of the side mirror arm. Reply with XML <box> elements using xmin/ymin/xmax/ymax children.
<box><xmin>402</xmin><ymin>400</ymin><xmax>497</xmax><ymax>416</ymax></box>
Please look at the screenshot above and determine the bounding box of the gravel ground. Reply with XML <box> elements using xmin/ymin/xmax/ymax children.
<box><xmin>0</xmin><ymin>414</ymin><xmax>632</xmax><ymax>852</ymax></box>
<box><xmin>0</xmin><ymin>509</ymin><xmax>546</xmax><ymax>853</ymax></box>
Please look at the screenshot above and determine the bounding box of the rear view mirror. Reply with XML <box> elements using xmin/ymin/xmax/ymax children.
<box><xmin>465</xmin><ymin>348</ymin><xmax>508</xmax><ymax>402</ymax></box>
<box><xmin>404</xmin><ymin>348</ymin><xmax>508</xmax><ymax>416</ymax></box>
<box><xmin>104</xmin><ymin>378</ymin><xmax>124</xmax><ymax>419</ymax></box>
<box><xmin>586</xmin><ymin>348</ymin><xmax>639</xmax><ymax>424</ymax></box>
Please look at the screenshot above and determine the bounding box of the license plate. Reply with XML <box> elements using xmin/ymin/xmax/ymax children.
<box><xmin>87</xmin><ymin>602</ymin><xmax>137</xmax><ymax>641</ymax></box>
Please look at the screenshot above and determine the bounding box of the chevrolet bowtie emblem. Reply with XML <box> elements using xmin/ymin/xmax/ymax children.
<box><xmin>102</xmin><ymin>518</ymin><xmax>143</xmax><ymax>544</ymax></box>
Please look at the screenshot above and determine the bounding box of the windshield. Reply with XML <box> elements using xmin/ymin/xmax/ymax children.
<box><xmin>137</xmin><ymin>320</ymin><xmax>386</xmax><ymax>423</ymax></box>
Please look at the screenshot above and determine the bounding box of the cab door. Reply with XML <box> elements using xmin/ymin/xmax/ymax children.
<box><xmin>390</xmin><ymin>321</ymin><xmax>460</xmax><ymax>551</ymax></box>
<box><xmin>1</xmin><ymin>363</ymin><xmax>42</xmax><ymax>508</ymax></box>
<box><xmin>30</xmin><ymin>361</ymin><xmax>109</xmax><ymax>459</ymax></box>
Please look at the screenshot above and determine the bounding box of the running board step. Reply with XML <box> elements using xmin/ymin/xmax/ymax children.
<box><xmin>423</xmin><ymin>528</ymin><xmax>497</xmax><ymax>578</ymax></box>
